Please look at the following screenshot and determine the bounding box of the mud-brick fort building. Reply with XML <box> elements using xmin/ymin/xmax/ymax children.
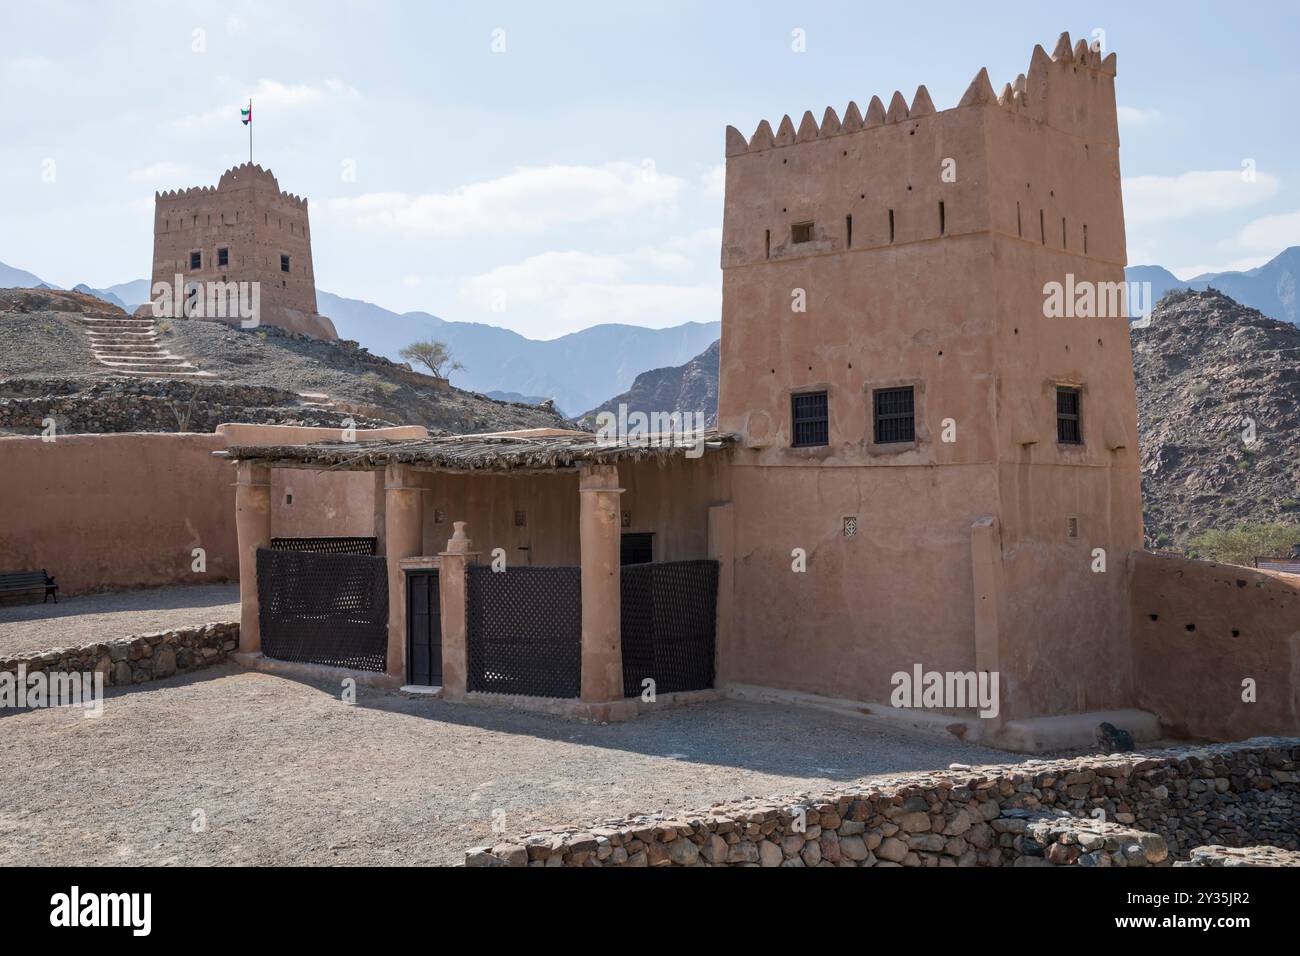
<box><xmin>148</xmin><ymin>163</ymin><xmax>337</xmax><ymax>340</ymax></box>
<box><xmin>717</xmin><ymin>33</ymin><xmax>1141</xmax><ymax>727</ymax></box>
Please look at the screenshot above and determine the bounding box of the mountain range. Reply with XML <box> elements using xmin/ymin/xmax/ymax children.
<box><xmin>1127</xmin><ymin>247</ymin><xmax>1298</xmax><ymax>324</ymax></box>
<box><xmin>0</xmin><ymin>262</ymin><xmax>719</xmax><ymax>416</ymax></box>
<box><xmin>3</xmin><ymin>245</ymin><xmax>1294</xmax><ymax>416</ymax></box>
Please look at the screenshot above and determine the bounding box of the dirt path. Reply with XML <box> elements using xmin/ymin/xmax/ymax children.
<box><xmin>0</xmin><ymin>667</ymin><xmax>1034</xmax><ymax>866</ymax></box>
<box><xmin>0</xmin><ymin>584</ymin><xmax>238</xmax><ymax>658</ymax></box>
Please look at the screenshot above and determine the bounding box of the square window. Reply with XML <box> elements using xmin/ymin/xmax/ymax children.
<box><xmin>281</xmin><ymin>254</ymin><xmax>291</xmax><ymax>273</ymax></box>
<box><xmin>217</xmin><ymin>247</ymin><xmax>229</xmax><ymax>267</ymax></box>
<box><xmin>1057</xmin><ymin>387</ymin><xmax>1082</xmax><ymax>444</ymax></box>
<box><xmin>791</xmin><ymin>221</ymin><xmax>815</xmax><ymax>244</ymax></box>
<box><xmin>873</xmin><ymin>387</ymin><xmax>915</xmax><ymax>444</ymax></box>
<box><xmin>620</xmin><ymin>532</ymin><xmax>654</xmax><ymax>566</ymax></box>
<box><xmin>189</xmin><ymin>250</ymin><xmax>201</xmax><ymax>270</ymax></box>
<box><xmin>791</xmin><ymin>391</ymin><xmax>829</xmax><ymax>447</ymax></box>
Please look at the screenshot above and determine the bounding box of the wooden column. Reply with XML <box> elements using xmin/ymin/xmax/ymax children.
<box><xmin>438</xmin><ymin>521</ymin><xmax>477</xmax><ymax>699</ymax></box>
<box><xmin>384</xmin><ymin>464</ymin><xmax>423</xmax><ymax>681</ymax></box>
<box><xmin>235</xmin><ymin>461</ymin><xmax>272</xmax><ymax>654</ymax></box>
<box><xmin>579</xmin><ymin>463</ymin><xmax>624</xmax><ymax>707</ymax></box>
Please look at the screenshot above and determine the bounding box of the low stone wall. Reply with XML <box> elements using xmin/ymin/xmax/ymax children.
<box><xmin>0</xmin><ymin>622</ymin><xmax>239</xmax><ymax>687</ymax></box>
<box><xmin>465</xmin><ymin>737</ymin><xmax>1299</xmax><ymax>867</ymax></box>
<box><xmin>0</xmin><ymin>377</ymin><xmax>391</xmax><ymax>434</ymax></box>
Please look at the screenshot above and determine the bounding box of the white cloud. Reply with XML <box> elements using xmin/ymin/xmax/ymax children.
<box><xmin>1168</xmin><ymin>206</ymin><xmax>1300</xmax><ymax>276</ymax></box>
<box><xmin>127</xmin><ymin>162</ymin><xmax>202</xmax><ymax>185</ymax></box>
<box><xmin>173</xmin><ymin>78</ymin><xmax>359</xmax><ymax>130</ymax></box>
<box><xmin>324</xmin><ymin>162</ymin><xmax>685</xmax><ymax>236</ymax></box>
<box><xmin>1229</xmin><ymin>208</ymin><xmax>1300</xmax><ymax>255</ymax></box>
<box><xmin>458</xmin><ymin>240</ymin><xmax>720</xmax><ymax>338</ymax></box>
<box><xmin>701</xmin><ymin>163</ymin><xmax>725</xmax><ymax>197</ymax></box>
<box><xmin>1116</xmin><ymin>105</ymin><xmax>1160</xmax><ymax>126</ymax></box>
<box><xmin>1123</xmin><ymin>169</ymin><xmax>1281</xmax><ymax>225</ymax></box>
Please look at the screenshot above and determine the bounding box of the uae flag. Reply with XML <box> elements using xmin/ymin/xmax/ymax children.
<box><xmin>240</xmin><ymin>102</ymin><xmax>252</xmax><ymax>126</ymax></box>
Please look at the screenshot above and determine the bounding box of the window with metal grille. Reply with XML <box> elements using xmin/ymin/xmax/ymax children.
<box><xmin>1057</xmin><ymin>387</ymin><xmax>1082</xmax><ymax>444</ymax></box>
<box><xmin>189</xmin><ymin>250</ymin><xmax>201</xmax><ymax>270</ymax></box>
<box><xmin>791</xmin><ymin>391</ymin><xmax>829</xmax><ymax>447</ymax></box>
<box><xmin>281</xmin><ymin>254</ymin><xmax>291</xmax><ymax>273</ymax></box>
<box><xmin>217</xmin><ymin>247</ymin><xmax>229</xmax><ymax>267</ymax></box>
<box><xmin>873</xmin><ymin>387</ymin><xmax>915</xmax><ymax>444</ymax></box>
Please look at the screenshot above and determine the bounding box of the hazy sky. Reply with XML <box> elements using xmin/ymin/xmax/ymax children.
<box><xmin>1</xmin><ymin>0</ymin><xmax>1296</xmax><ymax>338</ymax></box>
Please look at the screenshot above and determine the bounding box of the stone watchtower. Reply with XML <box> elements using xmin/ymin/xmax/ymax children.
<box><xmin>148</xmin><ymin>163</ymin><xmax>337</xmax><ymax>340</ymax></box>
<box><xmin>716</xmin><ymin>33</ymin><xmax>1145</xmax><ymax>725</ymax></box>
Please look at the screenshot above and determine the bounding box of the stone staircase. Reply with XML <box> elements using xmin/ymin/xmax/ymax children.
<box><xmin>78</xmin><ymin>314</ymin><xmax>213</xmax><ymax>378</ymax></box>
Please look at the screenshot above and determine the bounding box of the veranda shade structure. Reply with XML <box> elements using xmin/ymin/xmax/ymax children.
<box><xmin>218</xmin><ymin>430</ymin><xmax>735</xmax><ymax>473</ymax></box>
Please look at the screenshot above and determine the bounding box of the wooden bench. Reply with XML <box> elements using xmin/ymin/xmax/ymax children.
<box><xmin>0</xmin><ymin>570</ymin><xmax>58</xmax><ymax>603</ymax></box>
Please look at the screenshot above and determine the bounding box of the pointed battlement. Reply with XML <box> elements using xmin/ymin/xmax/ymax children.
<box><xmin>725</xmin><ymin>32</ymin><xmax>1118</xmax><ymax>156</ymax></box>
<box><xmin>155</xmin><ymin>164</ymin><xmax>309</xmax><ymax>207</ymax></box>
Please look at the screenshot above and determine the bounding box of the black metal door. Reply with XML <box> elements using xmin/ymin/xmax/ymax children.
<box><xmin>406</xmin><ymin>570</ymin><xmax>442</xmax><ymax>686</ymax></box>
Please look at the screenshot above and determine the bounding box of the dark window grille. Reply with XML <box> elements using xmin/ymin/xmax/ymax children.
<box><xmin>466</xmin><ymin>565</ymin><xmax>581</xmax><ymax>698</ymax></box>
<box><xmin>792</xmin><ymin>391</ymin><xmax>829</xmax><ymax>447</ymax></box>
<box><xmin>621</xmin><ymin>560</ymin><xmax>718</xmax><ymax>697</ymax></box>
<box><xmin>190</xmin><ymin>251</ymin><xmax>201</xmax><ymax>269</ymax></box>
<box><xmin>1057</xmin><ymin>387</ymin><xmax>1082</xmax><ymax>444</ymax></box>
<box><xmin>271</xmin><ymin>536</ymin><xmax>377</xmax><ymax>555</ymax></box>
<box><xmin>873</xmin><ymin>387</ymin><xmax>915</xmax><ymax>444</ymax></box>
<box><xmin>256</xmin><ymin>548</ymin><xmax>388</xmax><ymax>671</ymax></box>
<box><xmin>217</xmin><ymin>247</ymin><xmax>229</xmax><ymax>267</ymax></box>
<box><xmin>281</xmin><ymin>254</ymin><xmax>291</xmax><ymax>273</ymax></box>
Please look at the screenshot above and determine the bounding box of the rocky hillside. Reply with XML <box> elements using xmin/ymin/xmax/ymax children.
<box><xmin>582</xmin><ymin>340</ymin><xmax>720</xmax><ymax>427</ymax></box>
<box><xmin>0</xmin><ymin>289</ymin><xmax>572</xmax><ymax>435</ymax></box>
<box><xmin>1133</xmin><ymin>289</ymin><xmax>1300</xmax><ymax>546</ymax></box>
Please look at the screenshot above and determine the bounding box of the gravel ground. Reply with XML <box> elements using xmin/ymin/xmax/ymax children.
<box><xmin>0</xmin><ymin>668</ymin><xmax>1035</xmax><ymax>866</ymax></box>
<box><xmin>0</xmin><ymin>584</ymin><xmax>239</xmax><ymax>658</ymax></box>
<box><xmin>0</xmin><ymin>312</ymin><xmax>94</xmax><ymax>378</ymax></box>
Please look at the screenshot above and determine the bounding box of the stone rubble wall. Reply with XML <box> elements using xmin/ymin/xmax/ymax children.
<box><xmin>465</xmin><ymin>738</ymin><xmax>1299</xmax><ymax>867</ymax></box>
<box><xmin>0</xmin><ymin>622</ymin><xmax>239</xmax><ymax>688</ymax></box>
<box><xmin>1174</xmin><ymin>844</ymin><xmax>1300</xmax><ymax>867</ymax></box>
<box><xmin>0</xmin><ymin>377</ymin><xmax>391</xmax><ymax>434</ymax></box>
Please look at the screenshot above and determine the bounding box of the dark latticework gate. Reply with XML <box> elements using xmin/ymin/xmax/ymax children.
<box><xmin>257</xmin><ymin>548</ymin><xmax>388</xmax><ymax>671</ymax></box>
<box><xmin>271</xmin><ymin>536</ymin><xmax>377</xmax><ymax>555</ymax></box>
<box><xmin>621</xmin><ymin>559</ymin><xmax>718</xmax><ymax>697</ymax></box>
<box><xmin>466</xmin><ymin>565</ymin><xmax>581</xmax><ymax>698</ymax></box>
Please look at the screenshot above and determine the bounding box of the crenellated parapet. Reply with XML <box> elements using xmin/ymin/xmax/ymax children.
<box><xmin>155</xmin><ymin>163</ymin><xmax>308</xmax><ymax>207</ymax></box>
<box><xmin>726</xmin><ymin>31</ymin><xmax>1118</xmax><ymax>157</ymax></box>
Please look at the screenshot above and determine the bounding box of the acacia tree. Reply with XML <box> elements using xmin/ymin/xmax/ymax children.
<box><xmin>399</xmin><ymin>340</ymin><xmax>464</xmax><ymax>380</ymax></box>
<box><xmin>1187</xmin><ymin>522</ymin><xmax>1300</xmax><ymax>566</ymax></box>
